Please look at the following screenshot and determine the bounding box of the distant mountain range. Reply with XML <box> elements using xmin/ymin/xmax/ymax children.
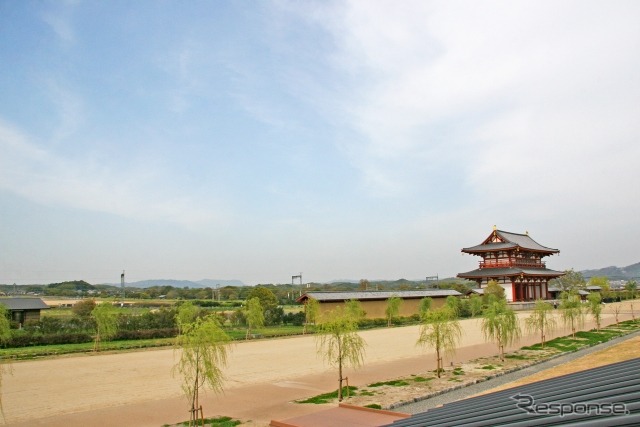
<box><xmin>117</xmin><ymin>279</ymin><xmax>246</xmax><ymax>288</ymax></box>
<box><xmin>580</xmin><ymin>262</ymin><xmax>640</xmax><ymax>280</ymax></box>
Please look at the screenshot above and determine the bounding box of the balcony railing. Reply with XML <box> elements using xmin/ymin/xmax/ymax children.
<box><xmin>479</xmin><ymin>259</ymin><xmax>546</xmax><ymax>269</ymax></box>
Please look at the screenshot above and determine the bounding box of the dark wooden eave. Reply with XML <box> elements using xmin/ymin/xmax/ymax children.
<box><xmin>457</xmin><ymin>267</ymin><xmax>565</xmax><ymax>280</ymax></box>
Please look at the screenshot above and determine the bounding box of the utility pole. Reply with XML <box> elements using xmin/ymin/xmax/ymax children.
<box><xmin>425</xmin><ymin>275</ymin><xmax>439</xmax><ymax>289</ymax></box>
<box><xmin>292</xmin><ymin>273</ymin><xmax>303</xmax><ymax>296</ymax></box>
<box><xmin>121</xmin><ymin>270</ymin><xmax>125</xmax><ymax>302</ymax></box>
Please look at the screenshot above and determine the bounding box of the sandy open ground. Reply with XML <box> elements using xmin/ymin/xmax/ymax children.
<box><xmin>2</xmin><ymin>302</ymin><xmax>637</xmax><ymax>426</ymax></box>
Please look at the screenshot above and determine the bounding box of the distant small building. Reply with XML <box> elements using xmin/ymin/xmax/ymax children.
<box><xmin>0</xmin><ymin>297</ymin><xmax>50</xmax><ymax>327</ymax></box>
<box><xmin>296</xmin><ymin>290</ymin><xmax>461</xmax><ymax>320</ymax></box>
<box><xmin>547</xmin><ymin>287</ymin><xmax>590</xmax><ymax>300</ymax></box>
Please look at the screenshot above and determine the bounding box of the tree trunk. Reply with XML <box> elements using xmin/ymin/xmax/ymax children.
<box><xmin>337</xmin><ymin>339</ymin><xmax>343</xmax><ymax>402</ymax></box>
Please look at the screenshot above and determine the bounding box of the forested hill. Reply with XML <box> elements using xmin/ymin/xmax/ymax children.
<box><xmin>124</xmin><ymin>279</ymin><xmax>246</xmax><ymax>288</ymax></box>
<box><xmin>581</xmin><ymin>262</ymin><xmax>640</xmax><ymax>280</ymax></box>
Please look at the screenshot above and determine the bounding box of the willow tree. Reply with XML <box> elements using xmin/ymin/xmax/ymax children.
<box><xmin>177</xmin><ymin>302</ymin><xmax>201</xmax><ymax>331</ymax></box>
<box><xmin>481</xmin><ymin>300</ymin><xmax>521</xmax><ymax>361</ymax></box>
<box><xmin>483</xmin><ymin>280</ymin><xmax>506</xmax><ymax>304</ymax></box>
<box><xmin>0</xmin><ymin>305</ymin><xmax>12</xmax><ymax>421</ymax></box>
<box><xmin>559</xmin><ymin>291</ymin><xmax>584</xmax><ymax>338</ymax></box>
<box><xmin>586</xmin><ymin>292</ymin><xmax>603</xmax><ymax>331</ymax></box>
<box><xmin>303</xmin><ymin>297</ymin><xmax>320</xmax><ymax>334</ymax></box>
<box><xmin>418</xmin><ymin>297</ymin><xmax>432</xmax><ymax>320</ymax></box>
<box><xmin>174</xmin><ymin>310</ymin><xmax>231</xmax><ymax>427</ymax></box>
<box><xmin>244</xmin><ymin>297</ymin><xmax>264</xmax><ymax>339</ymax></box>
<box><xmin>468</xmin><ymin>294</ymin><xmax>484</xmax><ymax>317</ymax></box>
<box><xmin>445</xmin><ymin>296</ymin><xmax>461</xmax><ymax>317</ymax></box>
<box><xmin>385</xmin><ymin>296</ymin><xmax>402</xmax><ymax>327</ymax></box>
<box><xmin>316</xmin><ymin>307</ymin><xmax>366</xmax><ymax>401</ymax></box>
<box><xmin>416</xmin><ymin>306</ymin><xmax>461</xmax><ymax>378</ymax></box>
<box><xmin>524</xmin><ymin>299</ymin><xmax>557</xmax><ymax>348</ymax></box>
<box><xmin>91</xmin><ymin>302</ymin><xmax>119</xmax><ymax>352</ymax></box>
<box><xmin>344</xmin><ymin>299</ymin><xmax>366</xmax><ymax>321</ymax></box>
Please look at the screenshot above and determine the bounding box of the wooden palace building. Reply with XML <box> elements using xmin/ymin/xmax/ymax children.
<box><xmin>457</xmin><ymin>228</ymin><xmax>564</xmax><ymax>302</ymax></box>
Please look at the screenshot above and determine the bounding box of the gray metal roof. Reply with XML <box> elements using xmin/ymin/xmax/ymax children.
<box><xmin>385</xmin><ymin>356</ymin><xmax>640</xmax><ymax>427</ymax></box>
<box><xmin>462</xmin><ymin>230</ymin><xmax>559</xmax><ymax>255</ymax></box>
<box><xmin>0</xmin><ymin>297</ymin><xmax>50</xmax><ymax>310</ymax></box>
<box><xmin>458</xmin><ymin>267</ymin><xmax>565</xmax><ymax>279</ymax></box>
<box><xmin>298</xmin><ymin>290</ymin><xmax>461</xmax><ymax>303</ymax></box>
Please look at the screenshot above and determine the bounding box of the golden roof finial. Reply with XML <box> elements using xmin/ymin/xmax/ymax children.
<box><xmin>493</xmin><ymin>225</ymin><xmax>497</xmax><ymax>231</ymax></box>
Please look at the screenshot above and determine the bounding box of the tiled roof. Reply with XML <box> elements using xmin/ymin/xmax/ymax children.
<box><xmin>458</xmin><ymin>267</ymin><xmax>565</xmax><ymax>279</ymax></box>
<box><xmin>384</xmin><ymin>357</ymin><xmax>640</xmax><ymax>427</ymax></box>
<box><xmin>297</xmin><ymin>290</ymin><xmax>460</xmax><ymax>303</ymax></box>
<box><xmin>462</xmin><ymin>230</ymin><xmax>559</xmax><ymax>254</ymax></box>
<box><xmin>0</xmin><ymin>297</ymin><xmax>50</xmax><ymax>310</ymax></box>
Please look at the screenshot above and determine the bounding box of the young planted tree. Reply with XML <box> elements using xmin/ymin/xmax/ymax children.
<box><xmin>590</xmin><ymin>277</ymin><xmax>611</xmax><ymax>300</ymax></box>
<box><xmin>586</xmin><ymin>292</ymin><xmax>603</xmax><ymax>331</ymax></box>
<box><xmin>559</xmin><ymin>291</ymin><xmax>584</xmax><ymax>338</ymax></box>
<box><xmin>385</xmin><ymin>296</ymin><xmax>402</xmax><ymax>327</ymax></box>
<box><xmin>612</xmin><ymin>303</ymin><xmax>622</xmax><ymax>324</ymax></box>
<box><xmin>246</xmin><ymin>286</ymin><xmax>279</xmax><ymax>325</ymax></box>
<box><xmin>483</xmin><ymin>280</ymin><xmax>506</xmax><ymax>305</ymax></box>
<box><xmin>303</xmin><ymin>297</ymin><xmax>320</xmax><ymax>334</ymax></box>
<box><xmin>91</xmin><ymin>302</ymin><xmax>119</xmax><ymax>352</ymax></box>
<box><xmin>419</xmin><ymin>297</ymin><xmax>432</xmax><ymax>320</ymax></box>
<box><xmin>445</xmin><ymin>295</ymin><xmax>461</xmax><ymax>317</ymax></box>
<box><xmin>344</xmin><ymin>299</ymin><xmax>366</xmax><ymax>321</ymax></box>
<box><xmin>244</xmin><ymin>297</ymin><xmax>264</xmax><ymax>339</ymax></box>
<box><xmin>0</xmin><ymin>305</ymin><xmax>12</xmax><ymax>421</ymax></box>
<box><xmin>524</xmin><ymin>300</ymin><xmax>557</xmax><ymax>348</ymax></box>
<box><xmin>316</xmin><ymin>307</ymin><xmax>366</xmax><ymax>402</ymax></box>
<box><xmin>176</xmin><ymin>301</ymin><xmax>201</xmax><ymax>332</ymax></box>
<box><xmin>481</xmin><ymin>300</ymin><xmax>521</xmax><ymax>361</ymax></box>
<box><xmin>174</xmin><ymin>309</ymin><xmax>231</xmax><ymax>427</ymax></box>
<box><xmin>469</xmin><ymin>294</ymin><xmax>484</xmax><ymax>317</ymax></box>
<box><xmin>416</xmin><ymin>306</ymin><xmax>461</xmax><ymax>378</ymax></box>
<box><xmin>625</xmin><ymin>280</ymin><xmax>637</xmax><ymax>298</ymax></box>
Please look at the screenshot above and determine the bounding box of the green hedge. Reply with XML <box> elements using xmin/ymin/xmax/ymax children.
<box><xmin>6</xmin><ymin>332</ymin><xmax>93</xmax><ymax>347</ymax></box>
<box><xmin>4</xmin><ymin>328</ymin><xmax>178</xmax><ymax>348</ymax></box>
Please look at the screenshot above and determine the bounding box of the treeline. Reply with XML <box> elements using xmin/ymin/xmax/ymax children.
<box><xmin>1</xmin><ymin>278</ymin><xmax>473</xmax><ymax>302</ymax></box>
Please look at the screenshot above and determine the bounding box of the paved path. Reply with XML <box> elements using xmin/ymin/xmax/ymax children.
<box><xmin>2</xmin><ymin>302</ymin><xmax>637</xmax><ymax>426</ymax></box>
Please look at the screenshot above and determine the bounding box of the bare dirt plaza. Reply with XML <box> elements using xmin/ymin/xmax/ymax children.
<box><xmin>2</xmin><ymin>303</ymin><xmax>637</xmax><ymax>426</ymax></box>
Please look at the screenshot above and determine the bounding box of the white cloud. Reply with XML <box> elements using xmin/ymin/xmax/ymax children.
<box><xmin>0</xmin><ymin>119</ymin><xmax>222</xmax><ymax>228</ymax></box>
<box><xmin>40</xmin><ymin>0</ymin><xmax>79</xmax><ymax>46</ymax></box>
<box><xmin>302</xmin><ymin>1</ymin><xmax>640</xmax><ymax>208</ymax></box>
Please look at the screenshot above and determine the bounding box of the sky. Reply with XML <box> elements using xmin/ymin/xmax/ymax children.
<box><xmin>1</xmin><ymin>1</ymin><xmax>639</xmax><ymax>286</ymax></box>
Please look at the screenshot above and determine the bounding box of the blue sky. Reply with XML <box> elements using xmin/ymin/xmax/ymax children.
<box><xmin>1</xmin><ymin>1</ymin><xmax>639</xmax><ymax>285</ymax></box>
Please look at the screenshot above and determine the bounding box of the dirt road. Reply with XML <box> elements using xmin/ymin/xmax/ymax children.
<box><xmin>2</xmin><ymin>302</ymin><xmax>636</xmax><ymax>426</ymax></box>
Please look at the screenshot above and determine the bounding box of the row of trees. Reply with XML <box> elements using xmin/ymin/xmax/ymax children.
<box><xmin>551</xmin><ymin>271</ymin><xmax>638</xmax><ymax>301</ymax></box>
<box><xmin>314</xmin><ymin>280</ymin><xmax>634</xmax><ymax>402</ymax></box>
